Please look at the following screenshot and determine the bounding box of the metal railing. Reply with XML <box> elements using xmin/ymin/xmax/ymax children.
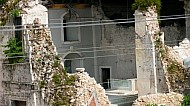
<box><xmin>99</xmin><ymin>78</ymin><xmax>137</xmax><ymax>91</ymax></box>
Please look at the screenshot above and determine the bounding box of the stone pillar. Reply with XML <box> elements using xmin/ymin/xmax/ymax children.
<box><xmin>134</xmin><ymin>8</ymin><xmax>159</xmax><ymax>96</ymax></box>
<box><xmin>184</xmin><ymin>0</ymin><xmax>190</xmax><ymax>39</ymax></box>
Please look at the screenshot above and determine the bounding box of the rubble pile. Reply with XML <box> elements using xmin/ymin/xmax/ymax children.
<box><xmin>29</xmin><ymin>18</ymin><xmax>63</xmax><ymax>103</ymax></box>
<box><xmin>133</xmin><ymin>92</ymin><xmax>183</xmax><ymax>106</ymax></box>
<box><xmin>166</xmin><ymin>38</ymin><xmax>190</xmax><ymax>65</ymax></box>
<box><xmin>74</xmin><ymin>69</ymin><xmax>110</xmax><ymax>105</ymax></box>
<box><xmin>28</xmin><ymin>18</ymin><xmax>110</xmax><ymax>105</ymax></box>
<box><xmin>161</xmin><ymin>38</ymin><xmax>190</xmax><ymax>92</ymax></box>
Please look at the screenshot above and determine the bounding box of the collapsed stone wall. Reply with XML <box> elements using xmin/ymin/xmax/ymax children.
<box><xmin>163</xmin><ymin>38</ymin><xmax>190</xmax><ymax>93</ymax></box>
<box><xmin>135</xmin><ymin>5</ymin><xmax>170</xmax><ymax>95</ymax></box>
<box><xmin>28</xmin><ymin>18</ymin><xmax>110</xmax><ymax>105</ymax></box>
<box><xmin>74</xmin><ymin>69</ymin><xmax>110</xmax><ymax>105</ymax></box>
<box><xmin>166</xmin><ymin>38</ymin><xmax>190</xmax><ymax>65</ymax></box>
<box><xmin>133</xmin><ymin>92</ymin><xmax>183</xmax><ymax>106</ymax></box>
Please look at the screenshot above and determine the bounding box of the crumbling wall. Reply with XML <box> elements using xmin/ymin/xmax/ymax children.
<box><xmin>163</xmin><ymin>38</ymin><xmax>190</xmax><ymax>93</ymax></box>
<box><xmin>29</xmin><ymin>18</ymin><xmax>110</xmax><ymax>105</ymax></box>
<box><xmin>133</xmin><ymin>92</ymin><xmax>183</xmax><ymax>106</ymax></box>
<box><xmin>74</xmin><ymin>69</ymin><xmax>110</xmax><ymax>105</ymax></box>
<box><xmin>0</xmin><ymin>26</ymin><xmax>33</xmax><ymax>105</ymax></box>
<box><xmin>134</xmin><ymin>5</ymin><xmax>170</xmax><ymax>95</ymax></box>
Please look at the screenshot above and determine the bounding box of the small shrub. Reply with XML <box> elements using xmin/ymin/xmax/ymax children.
<box><xmin>39</xmin><ymin>80</ymin><xmax>45</xmax><ymax>88</ymax></box>
<box><xmin>132</xmin><ymin>0</ymin><xmax>161</xmax><ymax>13</ymax></box>
<box><xmin>65</xmin><ymin>75</ymin><xmax>77</xmax><ymax>86</ymax></box>
<box><xmin>52</xmin><ymin>74</ymin><xmax>61</xmax><ymax>86</ymax></box>
<box><xmin>0</xmin><ymin>0</ymin><xmax>7</xmax><ymax>4</ymax></box>
<box><xmin>10</xmin><ymin>8</ymin><xmax>20</xmax><ymax>17</ymax></box>
<box><xmin>3</xmin><ymin>37</ymin><xmax>24</xmax><ymax>63</ymax></box>
<box><xmin>52</xmin><ymin>60</ymin><xmax>60</xmax><ymax>68</ymax></box>
<box><xmin>146</xmin><ymin>103</ymin><xmax>158</xmax><ymax>106</ymax></box>
<box><xmin>181</xmin><ymin>94</ymin><xmax>190</xmax><ymax>106</ymax></box>
<box><xmin>167</xmin><ymin>61</ymin><xmax>181</xmax><ymax>74</ymax></box>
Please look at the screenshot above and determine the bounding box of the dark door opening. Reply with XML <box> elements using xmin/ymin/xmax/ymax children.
<box><xmin>101</xmin><ymin>68</ymin><xmax>111</xmax><ymax>89</ymax></box>
<box><xmin>11</xmin><ymin>100</ymin><xmax>26</xmax><ymax>106</ymax></box>
<box><xmin>64</xmin><ymin>60</ymin><xmax>72</xmax><ymax>73</ymax></box>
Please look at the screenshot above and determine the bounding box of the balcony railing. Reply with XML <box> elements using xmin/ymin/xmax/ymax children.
<box><xmin>100</xmin><ymin>78</ymin><xmax>137</xmax><ymax>91</ymax></box>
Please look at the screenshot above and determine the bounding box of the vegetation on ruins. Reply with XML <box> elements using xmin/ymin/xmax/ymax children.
<box><xmin>154</xmin><ymin>31</ymin><xmax>189</xmax><ymax>93</ymax></box>
<box><xmin>3</xmin><ymin>37</ymin><xmax>24</xmax><ymax>63</ymax></box>
<box><xmin>181</xmin><ymin>94</ymin><xmax>190</xmax><ymax>106</ymax></box>
<box><xmin>146</xmin><ymin>103</ymin><xmax>166</xmax><ymax>106</ymax></box>
<box><xmin>154</xmin><ymin>32</ymin><xmax>183</xmax><ymax>74</ymax></box>
<box><xmin>51</xmin><ymin>57</ymin><xmax>77</xmax><ymax>105</ymax></box>
<box><xmin>44</xmin><ymin>59</ymin><xmax>77</xmax><ymax>105</ymax></box>
<box><xmin>28</xmin><ymin>22</ymin><xmax>78</xmax><ymax>105</ymax></box>
<box><xmin>133</xmin><ymin>0</ymin><xmax>190</xmax><ymax>94</ymax></box>
<box><xmin>0</xmin><ymin>0</ymin><xmax>23</xmax><ymax>25</ymax></box>
<box><xmin>10</xmin><ymin>8</ymin><xmax>20</xmax><ymax>17</ymax></box>
<box><xmin>131</xmin><ymin>0</ymin><xmax>161</xmax><ymax>13</ymax></box>
<box><xmin>146</xmin><ymin>103</ymin><xmax>158</xmax><ymax>106</ymax></box>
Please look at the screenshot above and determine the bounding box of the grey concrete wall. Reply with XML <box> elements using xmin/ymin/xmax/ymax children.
<box><xmin>156</xmin><ymin>57</ymin><xmax>169</xmax><ymax>93</ymax></box>
<box><xmin>48</xmin><ymin>6</ymin><xmax>137</xmax><ymax>83</ymax></box>
<box><xmin>5</xmin><ymin>65</ymin><xmax>30</xmax><ymax>81</ymax></box>
<box><xmin>0</xmin><ymin>26</ymin><xmax>14</xmax><ymax>92</ymax></box>
<box><xmin>0</xmin><ymin>11</ymin><xmax>47</xmax><ymax>106</ymax></box>
<box><xmin>134</xmin><ymin>9</ymin><xmax>159</xmax><ymax>96</ymax></box>
<box><xmin>100</xmin><ymin>24</ymin><xmax>136</xmax><ymax>79</ymax></box>
<box><xmin>0</xmin><ymin>26</ymin><xmax>14</xmax><ymax>106</ymax></box>
<box><xmin>48</xmin><ymin>7</ymin><xmax>98</xmax><ymax>78</ymax></box>
<box><xmin>0</xmin><ymin>63</ymin><xmax>46</xmax><ymax>106</ymax></box>
<box><xmin>161</xmin><ymin>26</ymin><xmax>186</xmax><ymax>46</ymax></box>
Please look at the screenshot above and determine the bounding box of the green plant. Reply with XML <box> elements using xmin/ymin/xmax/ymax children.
<box><xmin>10</xmin><ymin>8</ymin><xmax>20</xmax><ymax>17</ymax></box>
<box><xmin>181</xmin><ymin>94</ymin><xmax>190</xmax><ymax>106</ymax></box>
<box><xmin>146</xmin><ymin>103</ymin><xmax>158</xmax><ymax>106</ymax></box>
<box><xmin>52</xmin><ymin>74</ymin><xmax>61</xmax><ymax>86</ymax></box>
<box><xmin>39</xmin><ymin>80</ymin><xmax>45</xmax><ymax>88</ymax></box>
<box><xmin>65</xmin><ymin>74</ymin><xmax>77</xmax><ymax>86</ymax></box>
<box><xmin>131</xmin><ymin>0</ymin><xmax>161</xmax><ymax>13</ymax></box>
<box><xmin>0</xmin><ymin>0</ymin><xmax>7</xmax><ymax>4</ymax></box>
<box><xmin>3</xmin><ymin>37</ymin><xmax>24</xmax><ymax>63</ymax></box>
<box><xmin>52</xmin><ymin>60</ymin><xmax>60</xmax><ymax>68</ymax></box>
<box><xmin>0</xmin><ymin>0</ymin><xmax>23</xmax><ymax>25</ymax></box>
<box><xmin>167</xmin><ymin>62</ymin><xmax>178</xmax><ymax>73</ymax></box>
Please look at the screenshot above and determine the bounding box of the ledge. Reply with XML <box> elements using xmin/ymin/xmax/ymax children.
<box><xmin>47</xmin><ymin>3</ymin><xmax>90</xmax><ymax>9</ymax></box>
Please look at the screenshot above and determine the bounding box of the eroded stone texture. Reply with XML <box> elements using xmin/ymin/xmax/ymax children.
<box><xmin>162</xmin><ymin>38</ymin><xmax>190</xmax><ymax>93</ymax></box>
<box><xmin>133</xmin><ymin>92</ymin><xmax>183</xmax><ymax>106</ymax></box>
<box><xmin>28</xmin><ymin>18</ymin><xmax>110</xmax><ymax>105</ymax></box>
<box><xmin>74</xmin><ymin>71</ymin><xmax>110</xmax><ymax>106</ymax></box>
<box><xmin>135</xmin><ymin>5</ymin><xmax>161</xmax><ymax>96</ymax></box>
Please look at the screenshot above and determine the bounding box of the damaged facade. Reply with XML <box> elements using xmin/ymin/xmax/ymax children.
<box><xmin>0</xmin><ymin>0</ymin><xmax>190</xmax><ymax>105</ymax></box>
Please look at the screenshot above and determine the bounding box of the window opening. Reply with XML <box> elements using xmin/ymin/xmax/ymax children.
<box><xmin>62</xmin><ymin>12</ymin><xmax>80</xmax><ymax>42</ymax></box>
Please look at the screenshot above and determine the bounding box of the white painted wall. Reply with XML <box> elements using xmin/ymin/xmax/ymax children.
<box><xmin>22</xmin><ymin>4</ymin><xmax>48</xmax><ymax>26</ymax></box>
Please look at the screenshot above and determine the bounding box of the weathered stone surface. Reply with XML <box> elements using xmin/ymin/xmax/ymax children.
<box><xmin>74</xmin><ymin>71</ymin><xmax>110</xmax><ymax>105</ymax></box>
<box><xmin>29</xmin><ymin>18</ymin><xmax>110</xmax><ymax>105</ymax></box>
<box><xmin>133</xmin><ymin>92</ymin><xmax>183</xmax><ymax>106</ymax></box>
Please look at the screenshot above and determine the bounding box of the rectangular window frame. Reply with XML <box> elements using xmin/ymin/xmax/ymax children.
<box><xmin>61</xmin><ymin>19</ymin><xmax>81</xmax><ymax>44</ymax></box>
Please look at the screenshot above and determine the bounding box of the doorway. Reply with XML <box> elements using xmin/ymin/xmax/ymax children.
<box><xmin>11</xmin><ymin>100</ymin><xmax>26</xmax><ymax>106</ymax></box>
<box><xmin>101</xmin><ymin>68</ymin><xmax>111</xmax><ymax>89</ymax></box>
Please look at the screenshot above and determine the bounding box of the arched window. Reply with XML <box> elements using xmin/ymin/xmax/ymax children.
<box><xmin>64</xmin><ymin>53</ymin><xmax>83</xmax><ymax>73</ymax></box>
<box><xmin>61</xmin><ymin>11</ymin><xmax>80</xmax><ymax>43</ymax></box>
